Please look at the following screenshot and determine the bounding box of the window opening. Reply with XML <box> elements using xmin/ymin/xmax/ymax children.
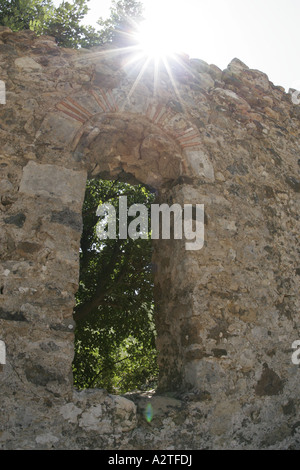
<box><xmin>72</xmin><ymin>179</ymin><xmax>158</xmax><ymax>394</ymax></box>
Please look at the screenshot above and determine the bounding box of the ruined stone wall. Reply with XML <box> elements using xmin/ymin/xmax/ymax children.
<box><xmin>0</xmin><ymin>27</ymin><xmax>299</xmax><ymax>449</ymax></box>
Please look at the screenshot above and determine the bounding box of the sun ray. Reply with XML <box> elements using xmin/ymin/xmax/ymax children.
<box><xmin>72</xmin><ymin>13</ymin><xmax>196</xmax><ymax>106</ymax></box>
<box><xmin>120</xmin><ymin>55</ymin><xmax>153</xmax><ymax>111</ymax></box>
<box><xmin>161</xmin><ymin>57</ymin><xmax>186</xmax><ymax>112</ymax></box>
<box><xmin>153</xmin><ymin>57</ymin><xmax>160</xmax><ymax>96</ymax></box>
<box><xmin>169</xmin><ymin>53</ymin><xmax>200</xmax><ymax>82</ymax></box>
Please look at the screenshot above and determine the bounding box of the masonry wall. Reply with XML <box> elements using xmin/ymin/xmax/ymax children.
<box><xmin>0</xmin><ymin>27</ymin><xmax>299</xmax><ymax>449</ymax></box>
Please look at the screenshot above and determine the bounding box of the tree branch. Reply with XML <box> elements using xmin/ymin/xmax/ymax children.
<box><xmin>73</xmin><ymin>242</ymin><xmax>128</xmax><ymax>323</ymax></box>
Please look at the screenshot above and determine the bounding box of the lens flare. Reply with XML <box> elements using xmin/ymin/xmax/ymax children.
<box><xmin>145</xmin><ymin>403</ymin><xmax>153</xmax><ymax>423</ymax></box>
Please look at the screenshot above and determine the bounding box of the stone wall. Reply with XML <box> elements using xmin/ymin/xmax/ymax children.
<box><xmin>0</xmin><ymin>27</ymin><xmax>299</xmax><ymax>449</ymax></box>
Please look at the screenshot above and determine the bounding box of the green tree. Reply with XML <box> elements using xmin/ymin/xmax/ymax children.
<box><xmin>0</xmin><ymin>0</ymin><xmax>99</xmax><ymax>48</ymax></box>
<box><xmin>0</xmin><ymin>0</ymin><xmax>143</xmax><ymax>48</ymax></box>
<box><xmin>0</xmin><ymin>0</ymin><xmax>54</xmax><ymax>31</ymax></box>
<box><xmin>41</xmin><ymin>0</ymin><xmax>97</xmax><ymax>49</ymax></box>
<box><xmin>96</xmin><ymin>0</ymin><xmax>143</xmax><ymax>45</ymax></box>
<box><xmin>73</xmin><ymin>180</ymin><xmax>158</xmax><ymax>393</ymax></box>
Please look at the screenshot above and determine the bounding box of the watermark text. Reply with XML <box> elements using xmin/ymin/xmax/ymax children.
<box><xmin>291</xmin><ymin>340</ymin><xmax>300</xmax><ymax>365</ymax></box>
<box><xmin>0</xmin><ymin>80</ymin><xmax>6</xmax><ymax>104</ymax></box>
<box><xmin>96</xmin><ymin>196</ymin><xmax>204</xmax><ymax>251</ymax></box>
<box><xmin>0</xmin><ymin>340</ymin><xmax>6</xmax><ymax>365</ymax></box>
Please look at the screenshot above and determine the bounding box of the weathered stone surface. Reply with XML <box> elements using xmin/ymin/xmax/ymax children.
<box><xmin>0</xmin><ymin>30</ymin><xmax>299</xmax><ymax>450</ymax></box>
<box><xmin>19</xmin><ymin>161</ymin><xmax>87</xmax><ymax>206</ymax></box>
<box><xmin>255</xmin><ymin>364</ymin><xmax>284</xmax><ymax>396</ymax></box>
<box><xmin>15</xmin><ymin>56</ymin><xmax>43</xmax><ymax>70</ymax></box>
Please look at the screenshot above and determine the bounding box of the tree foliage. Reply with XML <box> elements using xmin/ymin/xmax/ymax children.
<box><xmin>96</xmin><ymin>0</ymin><xmax>143</xmax><ymax>45</ymax></box>
<box><xmin>73</xmin><ymin>180</ymin><xmax>158</xmax><ymax>393</ymax></box>
<box><xmin>0</xmin><ymin>0</ymin><xmax>143</xmax><ymax>48</ymax></box>
<box><xmin>41</xmin><ymin>0</ymin><xmax>97</xmax><ymax>49</ymax></box>
<box><xmin>0</xmin><ymin>0</ymin><xmax>54</xmax><ymax>32</ymax></box>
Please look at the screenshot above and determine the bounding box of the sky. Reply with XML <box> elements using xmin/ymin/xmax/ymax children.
<box><xmin>53</xmin><ymin>0</ymin><xmax>300</xmax><ymax>91</ymax></box>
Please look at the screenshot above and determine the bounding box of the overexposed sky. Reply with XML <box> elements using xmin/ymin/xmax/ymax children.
<box><xmin>53</xmin><ymin>0</ymin><xmax>300</xmax><ymax>91</ymax></box>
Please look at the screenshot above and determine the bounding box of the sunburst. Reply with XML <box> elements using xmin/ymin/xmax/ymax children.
<box><xmin>119</xmin><ymin>18</ymin><xmax>191</xmax><ymax>107</ymax></box>
<box><xmin>74</xmin><ymin>15</ymin><xmax>191</xmax><ymax>109</ymax></box>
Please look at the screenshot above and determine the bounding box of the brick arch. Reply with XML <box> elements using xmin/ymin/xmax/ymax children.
<box><xmin>72</xmin><ymin>111</ymin><xmax>185</xmax><ymax>188</ymax></box>
<box><xmin>37</xmin><ymin>86</ymin><xmax>215</xmax><ymax>184</ymax></box>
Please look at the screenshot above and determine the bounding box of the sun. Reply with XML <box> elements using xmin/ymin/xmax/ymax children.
<box><xmin>134</xmin><ymin>19</ymin><xmax>183</xmax><ymax>60</ymax></box>
<box><xmin>119</xmin><ymin>15</ymin><xmax>192</xmax><ymax>106</ymax></box>
<box><xmin>109</xmin><ymin>6</ymin><xmax>196</xmax><ymax>106</ymax></box>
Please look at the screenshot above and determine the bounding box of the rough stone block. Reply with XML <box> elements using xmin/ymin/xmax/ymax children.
<box><xmin>19</xmin><ymin>161</ymin><xmax>87</xmax><ymax>206</ymax></box>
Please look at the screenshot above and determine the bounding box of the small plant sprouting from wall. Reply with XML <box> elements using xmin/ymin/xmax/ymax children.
<box><xmin>72</xmin><ymin>179</ymin><xmax>158</xmax><ymax>394</ymax></box>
